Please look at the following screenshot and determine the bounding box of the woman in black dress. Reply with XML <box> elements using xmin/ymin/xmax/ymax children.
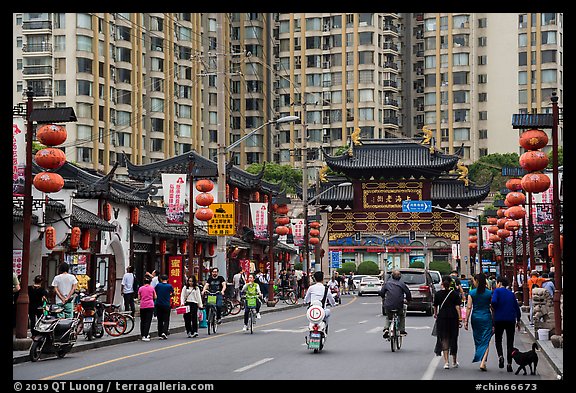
<box><xmin>433</xmin><ymin>275</ymin><xmax>463</xmax><ymax>369</ymax></box>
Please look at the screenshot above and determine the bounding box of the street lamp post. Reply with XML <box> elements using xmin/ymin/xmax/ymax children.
<box><xmin>306</xmin><ymin>182</ymin><xmax>351</xmax><ymax>272</ymax></box>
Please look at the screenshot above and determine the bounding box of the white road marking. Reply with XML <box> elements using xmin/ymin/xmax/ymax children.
<box><xmin>367</xmin><ymin>326</ymin><xmax>432</xmax><ymax>333</ymax></box>
<box><xmin>422</xmin><ymin>356</ymin><xmax>441</xmax><ymax>379</ymax></box>
<box><xmin>234</xmin><ymin>357</ymin><xmax>274</xmax><ymax>372</ymax></box>
<box><xmin>261</xmin><ymin>328</ymin><xmax>308</xmax><ymax>333</ymax></box>
<box><xmin>334</xmin><ymin>328</ymin><xmax>347</xmax><ymax>333</ymax></box>
<box><xmin>358</xmin><ymin>320</ymin><xmax>368</xmax><ymax>324</ymax></box>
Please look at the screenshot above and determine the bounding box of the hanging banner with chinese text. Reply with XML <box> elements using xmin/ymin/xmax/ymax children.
<box><xmin>168</xmin><ymin>255</ymin><xmax>183</xmax><ymax>308</ymax></box>
<box><xmin>291</xmin><ymin>218</ymin><xmax>305</xmax><ymax>246</ymax></box>
<box><xmin>249</xmin><ymin>203</ymin><xmax>268</xmax><ymax>240</ymax></box>
<box><xmin>162</xmin><ymin>174</ymin><xmax>187</xmax><ymax>224</ymax></box>
<box><xmin>13</xmin><ymin>117</ymin><xmax>26</xmax><ymax>196</ymax></box>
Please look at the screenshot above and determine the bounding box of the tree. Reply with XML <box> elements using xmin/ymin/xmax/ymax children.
<box><xmin>429</xmin><ymin>261</ymin><xmax>452</xmax><ymax>275</ymax></box>
<box><xmin>356</xmin><ymin>261</ymin><xmax>380</xmax><ymax>275</ymax></box>
<box><xmin>468</xmin><ymin>153</ymin><xmax>520</xmax><ymax>192</ymax></box>
<box><xmin>337</xmin><ymin>262</ymin><xmax>357</xmax><ymax>275</ymax></box>
<box><xmin>245</xmin><ymin>162</ymin><xmax>302</xmax><ymax>195</ymax></box>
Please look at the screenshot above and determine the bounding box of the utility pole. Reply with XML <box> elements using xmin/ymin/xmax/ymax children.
<box><xmin>215</xmin><ymin>13</ymin><xmax>228</xmax><ymax>276</ymax></box>
<box><xmin>301</xmin><ymin>102</ymin><xmax>309</xmax><ymax>273</ymax></box>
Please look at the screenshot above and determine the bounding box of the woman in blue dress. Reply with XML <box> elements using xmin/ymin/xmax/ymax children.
<box><xmin>463</xmin><ymin>273</ymin><xmax>493</xmax><ymax>371</ymax></box>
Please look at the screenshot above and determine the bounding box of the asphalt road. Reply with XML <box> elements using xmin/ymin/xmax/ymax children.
<box><xmin>13</xmin><ymin>294</ymin><xmax>557</xmax><ymax>382</ymax></box>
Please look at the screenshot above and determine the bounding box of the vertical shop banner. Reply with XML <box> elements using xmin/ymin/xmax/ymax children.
<box><xmin>168</xmin><ymin>255</ymin><xmax>183</xmax><ymax>308</ymax></box>
<box><xmin>291</xmin><ymin>219</ymin><xmax>305</xmax><ymax>246</ymax></box>
<box><xmin>13</xmin><ymin>117</ymin><xmax>26</xmax><ymax>196</ymax></box>
<box><xmin>13</xmin><ymin>250</ymin><xmax>23</xmax><ymax>276</ymax></box>
<box><xmin>162</xmin><ymin>174</ymin><xmax>187</xmax><ymax>224</ymax></box>
<box><xmin>249</xmin><ymin>203</ymin><xmax>268</xmax><ymax>240</ymax></box>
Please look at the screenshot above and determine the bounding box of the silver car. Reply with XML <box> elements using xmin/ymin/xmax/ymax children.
<box><xmin>358</xmin><ymin>276</ymin><xmax>382</xmax><ymax>296</ymax></box>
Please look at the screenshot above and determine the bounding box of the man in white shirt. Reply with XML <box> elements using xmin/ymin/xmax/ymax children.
<box><xmin>233</xmin><ymin>270</ymin><xmax>246</xmax><ymax>301</ymax></box>
<box><xmin>121</xmin><ymin>266</ymin><xmax>136</xmax><ymax>317</ymax></box>
<box><xmin>304</xmin><ymin>271</ymin><xmax>336</xmax><ymax>327</ymax></box>
<box><xmin>51</xmin><ymin>262</ymin><xmax>78</xmax><ymax>318</ymax></box>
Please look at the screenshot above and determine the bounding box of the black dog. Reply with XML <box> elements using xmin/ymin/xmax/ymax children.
<box><xmin>511</xmin><ymin>343</ymin><xmax>539</xmax><ymax>375</ymax></box>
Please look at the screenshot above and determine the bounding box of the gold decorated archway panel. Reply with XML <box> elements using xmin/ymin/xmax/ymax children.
<box><xmin>328</xmin><ymin>211</ymin><xmax>460</xmax><ymax>241</ymax></box>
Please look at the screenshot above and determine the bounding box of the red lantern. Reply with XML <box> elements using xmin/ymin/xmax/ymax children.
<box><xmin>45</xmin><ymin>226</ymin><xmax>56</xmax><ymax>250</ymax></box>
<box><xmin>254</xmin><ymin>191</ymin><xmax>260</xmax><ymax>202</ymax></box>
<box><xmin>505</xmin><ymin>220</ymin><xmax>520</xmax><ymax>231</ymax></box>
<box><xmin>469</xmin><ymin>242</ymin><xmax>478</xmax><ymax>249</ymax></box>
<box><xmin>195</xmin><ymin>179</ymin><xmax>214</xmax><ymax>193</ymax></box>
<box><xmin>195</xmin><ymin>242</ymin><xmax>202</xmax><ymax>256</ymax></box>
<box><xmin>519</xmin><ymin>129</ymin><xmax>549</xmax><ymax>151</ymax></box>
<box><xmin>521</xmin><ymin>173</ymin><xmax>551</xmax><ymax>193</ymax></box>
<box><xmin>70</xmin><ymin>227</ymin><xmax>81</xmax><ymax>250</ymax></box>
<box><xmin>285</xmin><ymin>252</ymin><xmax>290</xmax><ymax>262</ymax></box>
<box><xmin>233</xmin><ymin>187</ymin><xmax>239</xmax><ymax>200</ymax></box>
<box><xmin>159</xmin><ymin>239</ymin><xmax>167</xmax><ymax>254</ymax></box>
<box><xmin>276</xmin><ymin>205</ymin><xmax>289</xmax><ymax>215</ymax></box>
<box><xmin>309</xmin><ymin>221</ymin><xmax>321</xmax><ymax>229</ymax></box>
<box><xmin>497</xmin><ymin>229</ymin><xmax>511</xmax><ymax>239</ymax></box>
<box><xmin>309</xmin><ymin>237</ymin><xmax>320</xmax><ymax>245</ymax></box>
<box><xmin>506</xmin><ymin>178</ymin><xmax>523</xmax><ymax>192</ymax></box>
<box><xmin>487</xmin><ymin>217</ymin><xmax>498</xmax><ymax>225</ymax></box>
<box><xmin>497</xmin><ymin>218</ymin><xmax>508</xmax><ymax>229</ymax></box>
<box><xmin>195</xmin><ymin>207</ymin><xmax>214</xmax><ymax>221</ymax></box>
<box><xmin>209</xmin><ymin>243</ymin><xmax>215</xmax><ymax>256</ymax></box>
<box><xmin>309</xmin><ymin>228</ymin><xmax>320</xmax><ymax>237</ymax></box>
<box><xmin>519</xmin><ymin>150</ymin><xmax>549</xmax><ymax>172</ymax></box>
<box><xmin>497</xmin><ymin>208</ymin><xmax>506</xmax><ymax>218</ymax></box>
<box><xmin>489</xmin><ymin>234</ymin><xmax>501</xmax><ymax>243</ymax></box>
<box><xmin>488</xmin><ymin>225</ymin><xmax>499</xmax><ymax>234</ymax></box>
<box><xmin>468</xmin><ymin>235</ymin><xmax>478</xmax><ymax>242</ymax></box>
<box><xmin>468</xmin><ymin>228</ymin><xmax>477</xmax><ymax>235</ymax></box>
<box><xmin>505</xmin><ymin>205</ymin><xmax>526</xmax><ymax>220</ymax></box>
<box><xmin>102</xmin><ymin>202</ymin><xmax>112</xmax><ymax>221</ymax></box>
<box><xmin>506</xmin><ymin>192</ymin><xmax>526</xmax><ymax>206</ymax></box>
<box><xmin>80</xmin><ymin>230</ymin><xmax>90</xmax><ymax>250</ymax></box>
<box><xmin>195</xmin><ymin>192</ymin><xmax>214</xmax><ymax>207</ymax></box>
<box><xmin>36</xmin><ymin>124</ymin><xmax>67</xmax><ymax>146</ymax></box>
<box><xmin>275</xmin><ymin>226</ymin><xmax>289</xmax><ymax>236</ymax></box>
<box><xmin>35</xmin><ymin>148</ymin><xmax>66</xmax><ymax>169</ymax></box>
<box><xmin>180</xmin><ymin>240</ymin><xmax>188</xmax><ymax>254</ymax></box>
<box><xmin>33</xmin><ymin>172</ymin><xmax>64</xmax><ymax>193</ymax></box>
<box><xmin>275</xmin><ymin>216</ymin><xmax>290</xmax><ymax>226</ymax></box>
<box><xmin>130</xmin><ymin>207</ymin><xmax>139</xmax><ymax>225</ymax></box>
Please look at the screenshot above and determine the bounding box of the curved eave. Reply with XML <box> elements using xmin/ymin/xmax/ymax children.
<box><xmin>323</xmin><ymin>142</ymin><xmax>459</xmax><ymax>179</ymax></box>
<box><xmin>124</xmin><ymin>151</ymin><xmax>218</xmax><ymax>181</ymax></box>
<box><xmin>431</xmin><ymin>179</ymin><xmax>491</xmax><ymax>208</ymax></box>
<box><xmin>71</xmin><ymin>205</ymin><xmax>116</xmax><ymax>231</ymax></box>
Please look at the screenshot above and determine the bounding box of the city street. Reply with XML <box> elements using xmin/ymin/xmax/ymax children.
<box><xmin>13</xmin><ymin>294</ymin><xmax>557</xmax><ymax>381</ymax></box>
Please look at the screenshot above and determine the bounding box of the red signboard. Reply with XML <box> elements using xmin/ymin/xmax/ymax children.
<box><xmin>168</xmin><ymin>255</ymin><xmax>183</xmax><ymax>308</ymax></box>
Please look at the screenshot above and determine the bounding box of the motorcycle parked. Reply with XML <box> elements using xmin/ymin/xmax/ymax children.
<box><xmin>29</xmin><ymin>298</ymin><xmax>79</xmax><ymax>362</ymax></box>
<box><xmin>80</xmin><ymin>284</ymin><xmax>106</xmax><ymax>340</ymax></box>
<box><xmin>304</xmin><ymin>300</ymin><xmax>327</xmax><ymax>353</ymax></box>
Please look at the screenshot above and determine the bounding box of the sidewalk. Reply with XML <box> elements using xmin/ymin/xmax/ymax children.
<box><xmin>13</xmin><ymin>300</ymin><xmax>305</xmax><ymax>365</ymax></box>
<box><xmin>519</xmin><ymin>310</ymin><xmax>563</xmax><ymax>378</ymax></box>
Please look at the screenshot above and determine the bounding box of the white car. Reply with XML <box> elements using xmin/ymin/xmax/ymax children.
<box><xmin>428</xmin><ymin>270</ymin><xmax>442</xmax><ymax>293</ymax></box>
<box><xmin>358</xmin><ymin>276</ymin><xmax>382</xmax><ymax>296</ymax></box>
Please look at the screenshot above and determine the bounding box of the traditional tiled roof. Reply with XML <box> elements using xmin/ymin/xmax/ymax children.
<box><xmin>124</xmin><ymin>151</ymin><xmax>282</xmax><ymax>194</ymax></box>
<box><xmin>71</xmin><ymin>205</ymin><xmax>116</xmax><ymax>231</ymax></box>
<box><xmin>300</xmin><ymin>175</ymin><xmax>490</xmax><ymax>209</ymax></box>
<box><xmin>32</xmin><ymin>161</ymin><xmax>148</xmax><ymax>206</ymax></box>
<box><xmin>322</xmin><ymin>139</ymin><xmax>460</xmax><ymax>179</ymax></box>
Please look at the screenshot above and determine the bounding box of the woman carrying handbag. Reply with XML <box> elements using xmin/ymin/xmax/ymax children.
<box><xmin>433</xmin><ymin>275</ymin><xmax>463</xmax><ymax>369</ymax></box>
<box><xmin>181</xmin><ymin>275</ymin><xmax>203</xmax><ymax>338</ymax></box>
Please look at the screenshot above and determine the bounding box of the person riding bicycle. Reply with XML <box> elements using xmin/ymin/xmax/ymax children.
<box><xmin>202</xmin><ymin>267</ymin><xmax>227</xmax><ymax>324</ymax></box>
<box><xmin>304</xmin><ymin>271</ymin><xmax>336</xmax><ymax>330</ymax></box>
<box><xmin>379</xmin><ymin>269</ymin><xmax>412</xmax><ymax>338</ymax></box>
<box><xmin>240</xmin><ymin>273</ymin><xmax>263</xmax><ymax>331</ymax></box>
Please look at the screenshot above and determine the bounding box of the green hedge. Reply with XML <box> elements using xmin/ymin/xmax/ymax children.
<box><xmin>356</xmin><ymin>261</ymin><xmax>380</xmax><ymax>275</ymax></box>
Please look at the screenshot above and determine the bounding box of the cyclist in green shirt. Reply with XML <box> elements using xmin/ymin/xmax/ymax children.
<box><xmin>240</xmin><ymin>273</ymin><xmax>262</xmax><ymax>331</ymax></box>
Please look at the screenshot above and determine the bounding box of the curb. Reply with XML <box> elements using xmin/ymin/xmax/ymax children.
<box><xmin>13</xmin><ymin>302</ymin><xmax>305</xmax><ymax>365</ymax></box>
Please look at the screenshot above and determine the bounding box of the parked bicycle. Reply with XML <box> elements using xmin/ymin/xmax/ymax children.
<box><xmin>271</xmin><ymin>285</ymin><xmax>297</xmax><ymax>305</ymax></box>
<box><xmin>108</xmin><ymin>304</ymin><xmax>135</xmax><ymax>335</ymax></box>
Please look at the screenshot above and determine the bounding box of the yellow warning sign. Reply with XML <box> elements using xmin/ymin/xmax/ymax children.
<box><xmin>207</xmin><ymin>202</ymin><xmax>236</xmax><ymax>236</ymax></box>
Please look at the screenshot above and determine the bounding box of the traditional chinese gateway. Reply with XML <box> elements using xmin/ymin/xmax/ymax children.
<box><xmin>310</xmin><ymin>137</ymin><xmax>491</xmax><ymax>274</ymax></box>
